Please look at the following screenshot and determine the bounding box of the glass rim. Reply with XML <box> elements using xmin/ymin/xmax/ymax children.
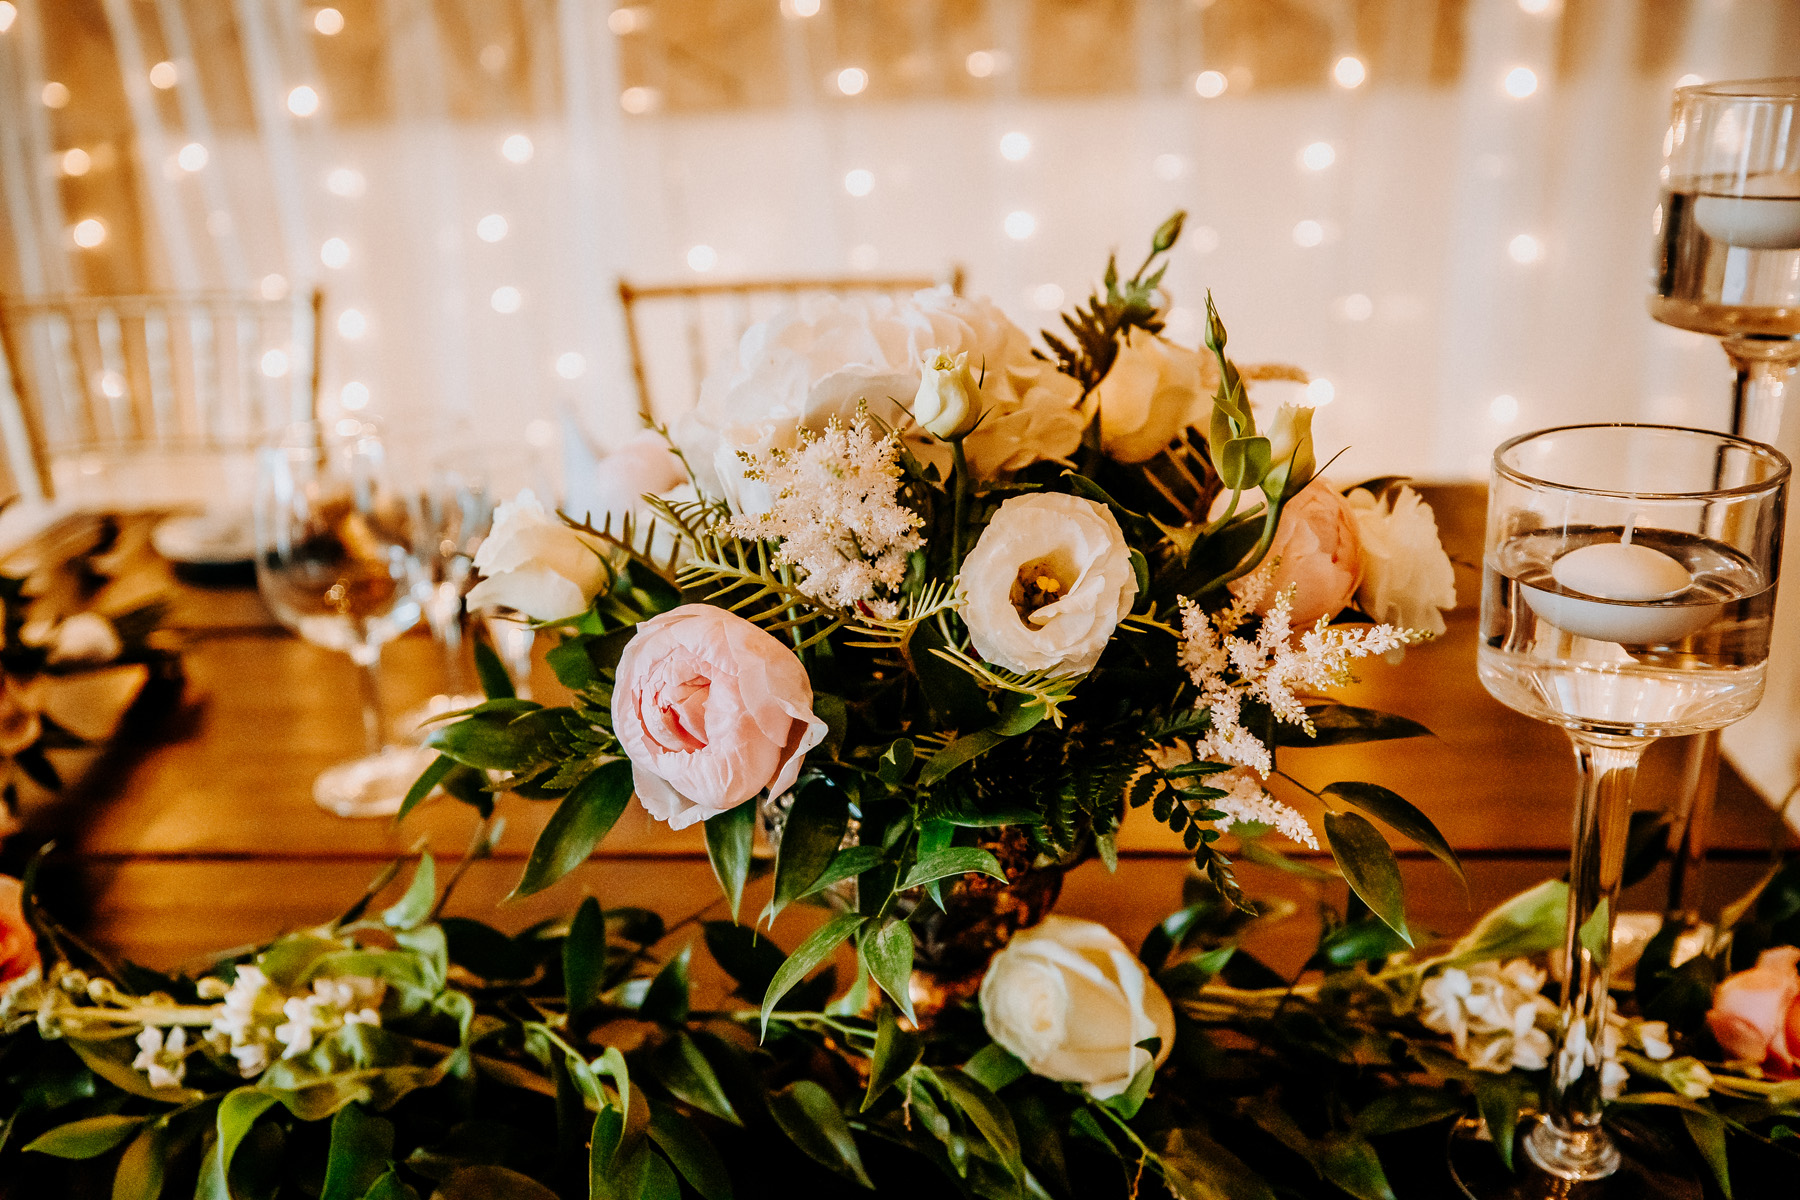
<box><xmin>1492</xmin><ymin>423</ymin><xmax>1791</xmax><ymax>500</ymax></box>
<box><xmin>261</xmin><ymin>416</ymin><xmax>384</xmax><ymax>449</ymax></box>
<box><xmin>1674</xmin><ymin>76</ymin><xmax>1800</xmax><ymax>103</ymax></box>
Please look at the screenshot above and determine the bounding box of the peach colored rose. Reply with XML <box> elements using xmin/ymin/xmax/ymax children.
<box><xmin>613</xmin><ymin>604</ymin><xmax>828</xmax><ymax>830</ymax></box>
<box><xmin>1707</xmin><ymin>946</ymin><xmax>1800</xmax><ymax>1078</ymax></box>
<box><xmin>0</xmin><ymin>876</ymin><xmax>40</xmax><ymax>987</ymax></box>
<box><xmin>1231</xmin><ymin>478</ymin><xmax>1363</xmax><ymax>627</ymax></box>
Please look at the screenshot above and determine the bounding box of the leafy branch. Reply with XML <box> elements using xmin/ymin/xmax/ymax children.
<box><xmin>1037</xmin><ymin>211</ymin><xmax>1185</xmax><ymax>394</ymax></box>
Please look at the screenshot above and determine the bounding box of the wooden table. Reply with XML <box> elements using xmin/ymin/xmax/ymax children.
<box><xmin>11</xmin><ymin>487</ymin><xmax>1794</xmax><ymax>988</ymax></box>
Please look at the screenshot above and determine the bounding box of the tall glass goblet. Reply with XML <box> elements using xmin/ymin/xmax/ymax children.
<box><xmin>408</xmin><ymin>456</ymin><xmax>497</xmax><ymax>720</ymax></box>
<box><xmin>255</xmin><ymin>420</ymin><xmax>430</xmax><ymax>817</ymax></box>
<box><xmin>1474</xmin><ymin>424</ymin><xmax>1786</xmax><ymax>1187</ymax></box>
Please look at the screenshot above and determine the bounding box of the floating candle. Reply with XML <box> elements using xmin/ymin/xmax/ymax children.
<box><xmin>1693</xmin><ymin>173</ymin><xmax>1800</xmax><ymax>251</ymax></box>
<box><xmin>1521</xmin><ymin>538</ymin><xmax>1719</xmax><ymax>644</ymax></box>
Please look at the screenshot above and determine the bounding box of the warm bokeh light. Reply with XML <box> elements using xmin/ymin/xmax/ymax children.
<box><xmin>1292</xmin><ymin>219</ymin><xmax>1324</xmax><ymax>248</ymax></box>
<box><xmin>607</xmin><ymin>7</ymin><xmax>644</xmax><ymax>35</ymax></box>
<box><xmin>783</xmin><ymin>0</ymin><xmax>820</xmax><ymax>16</ymax></box>
<box><xmin>843</xmin><ymin>169</ymin><xmax>873</xmax><ymax>197</ymax></box>
<box><xmin>0</xmin><ymin>3</ymin><xmax>16</xmax><ymax>34</ymax></box>
<box><xmin>999</xmin><ymin>131</ymin><xmax>1031</xmax><ymax>162</ymax></box>
<box><xmin>1153</xmin><ymin>153</ymin><xmax>1185</xmax><ymax>180</ymax></box>
<box><xmin>320</xmin><ymin>237</ymin><xmax>350</xmax><ymax>268</ymax></box>
<box><xmin>687</xmin><ymin>244</ymin><xmax>718</xmax><ymax>271</ymax></box>
<box><xmin>477</xmin><ymin>214</ymin><xmax>509</xmax><ymax>242</ymax></box>
<box><xmin>1306</xmin><ymin>378</ymin><xmax>1336</xmax><ymax>406</ymax></box>
<box><xmin>491</xmin><ymin>286</ymin><xmax>523</xmax><ymax>314</ymax></box>
<box><xmin>176</xmin><ymin>142</ymin><xmax>208</xmax><ymax>172</ymax></box>
<box><xmin>260</xmin><ymin>349</ymin><xmax>290</xmax><ymax>378</ymax></box>
<box><xmin>287</xmin><ymin>85</ymin><xmax>320</xmax><ymax>117</ymax></box>
<box><xmin>42</xmin><ymin>81</ymin><xmax>69</xmax><ymax>108</ymax></box>
<box><xmin>1517</xmin><ymin>0</ymin><xmax>1554</xmax><ymax>13</ymax></box>
<box><xmin>836</xmin><ymin>67</ymin><xmax>868</xmax><ymax>95</ymax></box>
<box><xmin>1333</xmin><ymin>56</ymin><xmax>1366</xmax><ymax>88</ymax></box>
<box><xmin>1031</xmin><ymin>283</ymin><xmax>1065</xmax><ymax>311</ymax></box>
<box><xmin>99</xmin><ymin>371</ymin><xmax>125</xmax><ymax>399</ymax></box>
<box><xmin>966</xmin><ymin>50</ymin><xmax>1000</xmax><ymax>78</ymax></box>
<box><xmin>313</xmin><ymin>7</ymin><xmax>344</xmax><ymax>35</ymax></box>
<box><xmin>60</xmin><ymin>148</ymin><xmax>90</xmax><ymax>177</ymax></box>
<box><xmin>337</xmin><ymin>309</ymin><xmax>367</xmax><ymax>339</ymax></box>
<box><xmin>260</xmin><ymin>274</ymin><xmax>288</xmax><ymax>301</ymax></box>
<box><xmin>1490</xmin><ymin>394</ymin><xmax>1520</xmax><ymax>423</ymax></box>
<box><xmin>1337</xmin><ymin>293</ymin><xmax>1374</xmax><ymax>321</ymax></box>
<box><xmin>556</xmin><ymin>352</ymin><xmax>587</xmax><ymax>379</ymax></box>
<box><xmin>1676</xmin><ymin>73</ymin><xmax>1703</xmax><ymax>88</ymax></box>
<box><xmin>1190</xmin><ymin>225</ymin><xmax>1220</xmax><ymax>254</ymax></box>
<box><xmin>71</xmin><ymin>218</ymin><xmax>106</xmax><ymax>248</ymax></box>
<box><xmin>326</xmin><ymin>167</ymin><xmax>365</xmax><ymax>197</ymax></box>
<box><xmin>620</xmin><ymin>87</ymin><xmax>659</xmax><ymax>114</ymax></box>
<box><xmin>1004</xmin><ymin>210</ymin><xmax>1037</xmax><ymax>240</ymax></box>
<box><xmin>501</xmin><ymin>134</ymin><xmax>534</xmax><ymax>163</ymax></box>
<box><xmin>149</xmin><ymin>61</ymin><xmax>178</xmax><ymax>89</ymax></box>
<box><xmin>1300</xmin><ymin>141</ymin><xmax>1336</xmax><ymax>171</ymax></box>
<box><xmin>1504</xmin><ymin>67</ymin><xmax>1539</xmax><ymax>98</ymax></box>
<box><xmin>1509</xmin><ymin>233</ymin><xmax>1543</xmax><ymax>264</ymax></box>
<box><xmin>1194</xmin><ymin>70</ymin><xmax>1227</xmax><ymax>99</ymax></box>
<box><xmin>340</xmin><ymin>382</ymin><xmax>369</xmax><ymax>411</ymax></box>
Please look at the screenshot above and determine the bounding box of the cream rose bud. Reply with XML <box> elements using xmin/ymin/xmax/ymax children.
<box><xmin>1346</xmin><ymin>484</ymin><xmax>1457</xmax><ymax>637</ymax></box>
<box><xmin>1230</xmin><ymin>478</ymin><xmax>1362</xmax><ymax>627</ymax></box>
<box><xmin>1091</xmin><ymin>328</ymin><xmax>1205</xmax><ymax>463</ymax></box>
<box><xmin>913</xmin><ymin>350</ymin><xmax>981</xmax><ymax>439</ymax></box>
<box><xmin>959</xmin><ymin>493</ymin><xmax>1137</xmax><ymax>676</ymax></box>
<box><xmin>1265</xmin><ymin>401</ymin><xmax>1317</xmax><ymax>489</ymax></box>
<box><xmin>612</xmin><ymin>604</ymin><xmax>827</xmax><ymax>831</ymax></box>
<box><xmin>467</xmin><ymin>490</ymin><xmax>610</xmax><ymax>622</ymax></box>
<box><xmin>979</xmin><ymin>916</ymin><xmax>1175</xmax><ymax>1099</ymax></box>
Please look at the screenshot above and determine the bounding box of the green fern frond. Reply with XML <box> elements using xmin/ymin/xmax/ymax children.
<box><xmin>561</xmin><ymin>506</ymin><xmax>685</xmax><ymax>587</ymax></box>
<box><xmin>927</xmin><ymin>645</ymin><xmax>1080</xmax><ymax>728</ymax></box>
<box><xmin>841</xmin><ymin>579</ymin><xmax>960</xmax><ymax>650</ymax></box>
<box><xmin>677</xmin><ymin>526</ymin><xmax>847</xmax><ymax>651</ymax></box>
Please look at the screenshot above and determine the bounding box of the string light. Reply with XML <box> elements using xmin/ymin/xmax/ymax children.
<box><xmin>1292</xmin><ymin>219</ymin><xmax>1325</xmax><ymax>248</ymax></box>
<box><xmin>320</xmin><ymin>237</ymin><xmax>349</xmax><ymax>268</ymax></box>
<box><xmin>966</xmin><ymin>51</ymin><xmax>1005</xmax><ymax>78</ymax></box>
<box><xmin>287</xmin><ymin>85</ymin><xmax>320</xmax><ymax>116</ymax></box>
<box><xmin>1517</xmin><ymin>0</ymin><xmax>1555</xmax><ymax>12</ymax></box>
<box><xmin>260</xmin><ymin>274</ymin><xmax>288</xmax><ymax>300</ymax></box>
<box><xmin>555</xmin><ymin>352</ymin><xmax>586</xmax><ymax>379</ymax></box>
<box><xmin>836</xmin><ymin>67</ymin><xmax>868</xmax><ymax>95</ymax></box>
<box><xmin>99</xmin><ymin>371</ymin><xmax>126</xmax><ymax>398</ymax></box>
<box><xmin>1190</xmin><ymin>226</ymin><xmax>1220</xmax><ymax>254</ymax></box>
<box><xmin>1306</xmin><ymin>379</ymin><xmax>1336</xmax><ymax>406</ymax></box>
<box><xmin>61</xmin><ymin>148</ymin><xmax>91</xmax><ymax>177</ymax></box>
<box><xmin>781</xmin><ymin>0</ymin><xmax>820</xmax><ymax>16</ymax></box>
<box><xmin>1503</xmin><ymin>67</ymin><xmax>1538</xmax><ymax>98</ymax></box>
<box><xmin>71</xmin><ymin>218</ymin><xmax>106</xmax><ymax>248</ymax></box>
<box><xmin>337</xmin><ymin>309</ymin><xmax>367</xmax><ymax>339</ymax></box>
<box><xmin>1194</xmin><ymin>70</ymin><xmax>1227</xmax><ymax>98</ymax></box>
<box><xmin>42</xmin><ymin>82</ymin><xmax>70</xmax><ymax>108</ymax></box>
<box><xmin>326</xmin><ymin>167</ymin><xmax>365</xmax><ymax>197</ymax></box>
<box><xmin>1031</xmin><ymin>283</ymin><xmax>1065</xmax><ymax>310</ymax></box>
<box><xmin>619</xmin><ymin>87</ymin><xmax>659</xmax><ymax>114</ymax></box>
<box><xmin>1676</xmin><ymin>73</ymin><xmax>1703</xmax><ymax>88</ymax></box>
<box><xmin>501</xmin><ymin>134</ymin><xmax>533</xmax><ymax>164</ymax></box>
<box><xmin>476</xmin><ymin>214</ymin><xmax>508</xmax><ymax>242</ymax></box>
<box><xmin>0</xmin><ymin>3</ymin><xmax>15</xmax><ymax>34</ymax></box>
<box><xmin>490</xmin><ymin>286</ymin><xmax>522</xmax><ymax>314</ymax></box>
<box><xmin>1300</xmin><ymin>141</ymin><xmax>1336</xmax><ymax>171</ymax></box>
<box><xmin>848</xmin><ymin>244</ymin><xmax>879</xmax><ymax>270</ymax></box>
<box><xmin>1332</xmin><ymin>56</ymin><xmax>1366</xmax><ymax>88</ymax></box>
<box><xmin>340</xmin><ymin>382</ymin><xmax>369</xmax><ymax>410</ymax></box>
<box><xmin>176</xmin><ymin>142</ymin><xmax>207</xmax><ymax>172</ymax></box>
<box><xmin>1508</xmin><ymin>233</ymin><xmax>1543</xmax><ymax>264</ymax></box>
<box><xmin>149</xmin><ymin>61</ymin><xmax>178</xmax><ymax>89</ymax></box>
<box><xmin>260</xmin><ymin>349</ymin><xmax>290</xmax><ymax>378</ymax></box>
<box><xmin>1336</xmin><ymin>293</ymin><xmax>1374</xmax><ymax>321</ymax></box>
<box><xmin>1490</xmin><ymin>394</ymin><xmax>1519</xmax><ymax>423</ymax></box>
<box><xmin>608</xmin><ymin>7</ymin><xmax>646</xmax><ymax>34</ymax></box>
<box><xmin>1004</xmin><ymin>211</ymin><xmax>1036</xmax><ymax>240</ymax></box>
<box><xmin>313</xmin><ymin>7</ymin><xmax>344</xmax><ymax>35</ymax></box>
<box><xmin>1153</xmin><ymin>153</ymin><xmax>1186</xmax><ymax>180</ymax></box>
<box><xmin>686</xmin><ymin>244</ymin><xmax>718</xmax><ymax>272</ymax></box>
<box><xmin>999</xmin><ymin>131</ymin><xmax>1031</xmax><ymax>161</ymax></box>
<box><xmin>843</xmin><ymin>169</ymin><xmax>874</xmax><ymax>197</ymax></box>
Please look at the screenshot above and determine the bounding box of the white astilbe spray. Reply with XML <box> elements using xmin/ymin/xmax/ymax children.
<box><xmin>1210</xmin><ymin>766</ymin><xmax>1319</xmax><ymax>849</ymax></box>
<box><xmin>723</xmin><ymin>413</ymin><xmax>924</xmax><ymax>618</ymax></box>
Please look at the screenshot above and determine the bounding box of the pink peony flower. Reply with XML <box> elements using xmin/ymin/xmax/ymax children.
<box><xmin>1707</xmin><ymin>946</ymin><xmax>1800</xmax><ymax>1078</ymax></box>
<box><xmin>612</xmin><ymin>604</ymin><xmax>828</xmax><ymax>830</ymax></box>
<box><xmin>0</xmin><ymin>875</ymin><xmax>40</xmax><ymax>986</ymax></box>
<box><xmin>1230</xmin><ymin>478</ymin><xmax>1363</xmax><ymax>627</ymax></box>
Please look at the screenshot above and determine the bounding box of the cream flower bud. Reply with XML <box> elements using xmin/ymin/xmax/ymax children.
<box><xmin>1266</xmin><ymin>401</ymin><xmax>1317</xmax><ymax>490</ymax></box>
<box><xmin>912</xmin><ymin>350</ymin><xmax>981</xmax><ymax>440</ymax></box>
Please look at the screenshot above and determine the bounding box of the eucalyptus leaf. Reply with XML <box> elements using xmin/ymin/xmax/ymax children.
<box><xmin>1447</xmin><ymin>881</ymin><xmax>1568</xmax><ymax>966</ymax></box>
<box><xmin>1158</xmin><ymin>1129</ymin><xmax>1276</xmax><ymax>1200</ymax></box>
<box><xmin>759</xmin><ymin>912</ymin><xmax>865</xmax><ymax>1035</ymax></box>
<box><xmin>705</xmin><ymin>800</ymin><xmax>757</xmax><ymax>923</ymax></box>
<box><xmin>768</xmin><ymin>1080</ymin><xmax>873</xmax><ymax>1189</ymax></box>
<box><xmin>800</xmin><ymin>846</ymin><xmax>887</xmax><ymax>899</ymax></box>
<box><xmin>876</xmin><ymin>739</ymin><xmax>914</xmax><ymax>788</ymax></box>
<box><xmin>1276</xmin><ymin>705</ymin><xmax>1432</xmax><ymax>748</ymax></box>
<box><xmin>511</xmin><ymin>759</ymin><xmax>633</xmax><ymax>899</ymax></box>
<box><xmin>1680</xmin><ymin>1110</ymin><xmax>1733</xmax><ymax>1198</ymax></box>
<box><xmin>1472</xmin><ymin>1072</ymin><xmax>1532</xmax><ymax>1172</ymax></box>
<box><xmin>701</xmin><ymin>921</ymin><xmax>786</xmax><ymax>1003</ymax></box>
<box><xmin>1322</xmin><ymin>810</ymin><xmax>1411</xmax><ymax>946</ymax></box>
<box><xmin>1316</xmin><ymin>1133</ymin><xmax>1395</xmax><ymax>1200</ymax></box>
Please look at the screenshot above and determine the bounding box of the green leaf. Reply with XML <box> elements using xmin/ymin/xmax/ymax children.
<box><xmin>544</xmin><ymin>635</ymin><xmax>600</xmax><ymax>692</ymax></box>
<box><xmin>900</xmin><ymin>847</ymin><xmax>1007</xmax><ymax>891</ymax></box>
<box><xmin>1351</xmin><ymin>1088</ymin><xmax>1464</xmax><ymax>1136</ymax></box>
<box><xmin>650</xmin><ymin>1032</ymin><xmax>740</xmax><ymax>1126</ymax></box>
<box><xmin>768</xmin><ymin>1081</ymin><xmax>873</xmax><ymax>1189</ymax></box>
<box><xmin>22</xmin><ymin>1114</ymin><xmax>146</xmax><ymax>1159</ymax></box>
<box><xmin>768</xmin><ymin>778</ymin><xmax>849</xmax><ymax>922</ymax></box>
<box><xmin>425</xmin><ymin>708</ymin><xmax>545</xmax><ymax>771</ymax></box>
<box><xmin>937</xmin><ymin>1070</ymin><xmax>1023</xmax><ymax>1182</ymax></box>
<box><xmin>863</xmin><ymin>1006</ymin><xmax>924</xmax><ymax>1112</ymax></box>
<box><xmin>1323</xmin><ymin>810</ymin><xmax>1411</xmax><ymax>946</ymax></box>
<box><xmin>1217</xmin><ymin>436</ymin><xmax>1272</xmax><ymax>490</ymax></box>
<box><xmin>801</xmin><ymin>846</ymin><xmax>886</xmax><ymax>898</ymax></box>
<box><xmin>1275</xmin><ymin>704</ymin><xmax>1431</xmax><ymax>747</ymax></box>
<box><xmin>877</xmin><ymin>739</ymin><xmax>914</xmax><ymax>788</ymax></box>
<box><xmin>648</xmin><ymin>1102</ymin><xmax>733</xmax><ymax>1200</ymax></box>
<box><xmin>1447</xmin><ymin>881</ymin><xmax>1567</xmax><ymax>966</ymax></box>
<box><xmin>564</xmin><ymin>896</ymin><xmax>606</xmax><ymax>1015</ymax></box>
<box><xmin>1316</xmin><ymin>1133</ymin><xmax>1396</xmax><ymax>1200</ymax></box>
<box><xmin>1318</xmin><ymin>918</ymin><xmax>1411</xmax><ymax>968</ymax></box>
<box><xmin>321</xmin><ymin>1103</ymin><xmax>396</xmax><ymax>1200</ymax></box>
<box><xmin>473</xmin><ymin>635</ymin><xmax>517</xmax><ymax>699</ymax></box>
<box><xmin>396</xmin><ymin>754</ymin><xmax>455</xmax><ymax>823</ymax></box>
<box><xmin>918</xmin><ymin>728</ymin><xmax>1008</xmax><ymax>787</ymax></box>
<box><xmin>1681</xmin><ymin>1109</ymin><xmax>1732</xmax><ymax>1198</ymax></box>
<box><xmin>1322</xmin><ymin>782</ymin><xmax>1465</xmax><ymax>890</ymax></box>
<box><xmin>360</xmin><ymin>1168</ymin><xmax>420</xmax><ymax>1200</ymax></box>
<box><xmin>701</xmin><ymin>921</ymin><xmax>786</xmax><ymax>1003</ymax></box>
<box><xmin>512</xmin><ymin>759</ymin><xmax>633</xmax><ymax>898</ymax></box>
<box><xmin>1128</xmin><ymin>548</ymin><xmax>1151</xmax><ymax>597</ymax></box>
<box><xmin>857</xmin><ymin>919</ymin><xmax>915</xmax><ymax>1022</ymax></box>
<box><xmin>760</xmin><ymin>912</ymin><xmax>865</xmax><ymax>1035</ymax></box>
<box><xmin>641</xmin><ymin>942</ymin><xmax>693</xmax><ymax>1023</ymax></box>
<box><xmin>1472</xmin><ymin>1073</ymin><xmax>1531</xmax><ymax>1172</ymax></box>
<box><xmin>433</xmin><ymin>1165</ymin><xmax>559</xmax><ymax>1199</ymax></box>
<box><xmin>195</xmin><ymin>1088</ymin><xmax>280</xmax><ymax>1200</ymax></box>
<box><xmin>704</xmin><ymin>800</ymin><xmax>757</xmax><ymax>922</ymax></box>
<box><xmin>381</xmin><ymin>852</ymin><xmax>436</xmax><ymax>930</ymax></box>
<box><xmin>67</xmin><ymin>1040</ymin><xmax>201</xmax><ymax>1105</ymax></box>
<box><xmin>1159</xmin><ymin>1129</ymin><xmax>1276</xmax><ymax>1200</ymax></box>
<box><xmin>1103</xmin><ymin>1060</ymin><xmax>1155</xmax><ymax>1119</ymax></box>
<box><xmin>961</xmin><ymin>1043</ymin><xmax>1027</xmax><ymax>1093</ymax></box>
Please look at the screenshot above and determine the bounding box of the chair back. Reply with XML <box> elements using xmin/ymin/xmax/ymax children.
<box><xmin>618</xmin><ymin>268</ymin><xmax>964</xmax><ymax>424</ymax></box>
<box><xmin>0</xmin><ymin>291</ymin><xmax>319</xmax><ymax>501</ymax></box>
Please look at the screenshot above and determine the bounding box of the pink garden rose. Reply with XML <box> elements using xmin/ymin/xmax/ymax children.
<box><xmin>613</xmin><ymin>604</ymin><xmax>828</xmax><ymax>830</ymax></box>
<box><xmin>0</xmin><ymin>875</ymin><xmax>40</xmax><ymax>986</ymax></box>
<box><xmin>1230</xmin><ymin>478</ymin><xmax>1363</xmax><ymax>627</ymax></box>
<box><xmin>1707</xmin><ymin>946</ymin><xmax>1800</xmax><ymax>1078</ymax></box>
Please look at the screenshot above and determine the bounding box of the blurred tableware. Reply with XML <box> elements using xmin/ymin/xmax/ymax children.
<box><xmin>151</xmin><ymin>509</ymin><xmax>255</xmax><ymax>566</ymax></box>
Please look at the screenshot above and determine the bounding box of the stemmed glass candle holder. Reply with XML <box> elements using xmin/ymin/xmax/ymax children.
<box><xmin>255</xmin><ymin>420</ymin><xmax>430</xmax><ymax>817</ymax></box>
<box><xmin>1474</xmin><ymin>425</ymin><xmax>1786</xmax><ymax>1186</ymax></box>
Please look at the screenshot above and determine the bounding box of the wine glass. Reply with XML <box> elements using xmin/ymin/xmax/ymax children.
<box><xmin>1650</xmin><ymin>78</ymin><xmax>1800</xmax><ymax>924</ymax></box>
<box><xmin>1453</xmin><ymin>424</ymin><xmax>1787</xmax><ymax>1193</ymax></box>
<box><xmin>255</xmin><ymin>420</ymin><xmax>431</xmax><ymax>817</ymax></box>
<box><xmin>407</xmin><ymin>456</ymin><xmax>498</xmax><ymax>723</ymax></box>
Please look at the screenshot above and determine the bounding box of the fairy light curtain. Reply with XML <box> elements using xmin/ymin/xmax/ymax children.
<box><xmin>1</xmin><ymin>0</ymin><xmax>1798</xmax><ymax>488</ymax></box>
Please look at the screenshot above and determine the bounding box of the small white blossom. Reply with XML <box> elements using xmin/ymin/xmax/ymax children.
<box><xmin>132</xmin><ymin>1025</ymin><xmax>187</xmax><ymax>1089</ymax></box>
<box><xmin>1420</xmin><ymin>959</ymin><xmax>1555</xmax><ymax>1073</ymax></box>
<box><xmin>723</xmin><ymin>413</ymin><xmax>924</xmax><ymax>618</ymax></box>
<box><xmin>272</xmin><ymin>976</ymin><xmax>385</xmax><ymax>1060</ymax></box>
<box><xmin>1205</xmin><ymin>766</ymin><xmax>1319</xmax><ymax>850</ymax></box>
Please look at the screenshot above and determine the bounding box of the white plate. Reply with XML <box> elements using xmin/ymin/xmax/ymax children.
<box><xmin>151</xmin><ymin>511</ymin><xmax>256</xmax><ymax>565</ymax></box>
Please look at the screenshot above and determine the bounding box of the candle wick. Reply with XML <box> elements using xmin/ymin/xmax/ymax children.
<box><xmin>1622</xmin><ymin>512</ymin><xmax>1637</xmax><ymax>547</ymax></box>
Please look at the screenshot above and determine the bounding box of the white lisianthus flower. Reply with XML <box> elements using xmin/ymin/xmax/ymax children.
<box><xmin>1089</xmin><ymin>328</ymin><xmax>1205</xmax><ymax>463</ymax></box>
<box><xmin>45</xmin><ymin>613</ymin><xmax>122</xmax><ymax>666</ymax></box>
<box><xmin>1420</xmin><ymin>959</ymin><xmax>1555</xmax><ymax>1073</ymax></box>
<box><xmin>959</xmin><ymin>493</ymin><xmax>1137</xmax><ymax>676</ymax></box>
<box><xmin>912</xmin><ymin>350</ymin><xmax>981</xmax><ymax>439</ymax></box>
<box><xmin>1345</xmin><ymin>484</ymin><xmax>1457</xmax><ymax>637</ymax></box>
<box><xmin>467</xmin><ymin>490</ymin><xmax>610</xmax><ymax>621</ymax></box>
<box><xmin>979</xmin><ymin>916</ymin><xmax>1175</xmax><ymax>1100</ymax></box>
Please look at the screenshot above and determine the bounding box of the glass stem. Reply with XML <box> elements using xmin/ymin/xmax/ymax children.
<box><xmin>1527</xmin><ymin>732</ymin><xmax>1647</xmax><ymax>1181</ymax></box>
<box><xmin>1666</xmin><ymin>731</ymin><xmax>1720</xmax><ymax>924</ymax></box>
<box><xmin>351</xmin><ymin>645</ymin><xmax>385</xmax><ymax>756</ymax></box>
<box><xmin>428</xmin><ymin>581</ymin><xmax>470</xmax><ymax>695</ymax></box>
<box><xmin>1723</xmin><ymin>335</ymin><xmax>1799</xmax><ymax>445</ymax></box>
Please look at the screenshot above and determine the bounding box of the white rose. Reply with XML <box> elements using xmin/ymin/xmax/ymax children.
<box><xmin>45</xmin><ymin>613</ymin><xmax>122</xmax><ymax>665</ymax></box>
<box><xmin>959</xmin><ymin>493</ymin><xmax>1137</xmax><ymax>676</ymax></box>
<box><xmin>1345</xmin><ymin>484</ymin><xmax>1457</xmax><ymax>636</ymax></box>
<box><xmin>1090</xmin><ymin>328</ymin><xmax>1204</xmax><ymax>463</ymax></box>
<box><xmin>567</xmin><ymin>429</ymin><xmax>687</xmax><ymax>529</ymax></box>
<box><xmin>979</xmin><ymin>916</ymin><xmax>1175</xmax><ymax>1099</ymax></box>
<box><xmin>467</xmin><ymin>490</ymin><xmax>609</xmax><ymax>621</ymax></box>
<box><xmin>912</xmin><ymin>350</ymin><xmax>981</xmax><ymax>439</ymax></box>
